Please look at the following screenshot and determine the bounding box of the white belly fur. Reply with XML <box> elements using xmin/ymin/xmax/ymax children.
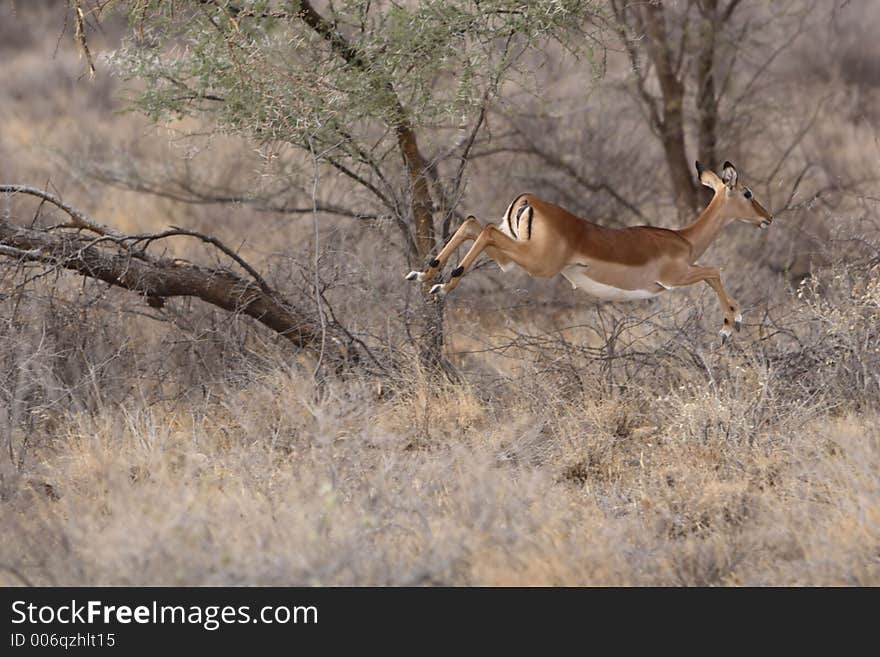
<box><xmin>562</xmin><ymin>266</ymin><xmax>661</xmax><ymax>301</ymax></box>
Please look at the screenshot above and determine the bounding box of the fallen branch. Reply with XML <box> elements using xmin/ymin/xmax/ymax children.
<box><xmin>1</xmin><ymin>185</ymin><xmax>324</xmax><ymax>349</ymax></box>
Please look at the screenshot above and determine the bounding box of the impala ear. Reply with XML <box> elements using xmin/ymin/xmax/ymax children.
<box><xmin>696</xmin><ymin>160</ymin><xmax>723</xmax><ymax>191</ymax></box>
<box><xmin>721</xmin><ymin>161</ymin><xmax>738</xmax><ymax>189</ymax></box>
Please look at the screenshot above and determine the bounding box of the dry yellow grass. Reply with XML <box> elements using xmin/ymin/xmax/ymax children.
<box><xmin>3</xmin><ymin>356</ymin><xmax>877</xmax><ymax>585</ymax></box>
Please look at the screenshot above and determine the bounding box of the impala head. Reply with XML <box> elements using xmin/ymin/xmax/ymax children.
<box><xmin>696</xmin><ymin>160</ymin><xmax>773</xmax><ymax>229</ymax></box>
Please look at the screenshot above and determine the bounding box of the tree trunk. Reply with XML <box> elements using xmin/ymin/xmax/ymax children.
<box><xmin>396</xmin><ymin>122</ymin><xmax>436</xmax><ymax>263</ymax></box>
<box><xmin>395</xmin><ymin>121</ymin><xmax>445</xmax><ymax>368</ymax></box>
<box><xmin>640</xmin><ymin>2</ymin><xmax>699</xmax><ymax>219</ymax></box>
<box><xmin>696</xmin><ymin>0</ymin><xmax>719</xmax><ymax>171</ymax></box>
<box><xmin>298</xmin><ymin>0</ymin><xmax>444</xmax><ymax>368</ymax></box>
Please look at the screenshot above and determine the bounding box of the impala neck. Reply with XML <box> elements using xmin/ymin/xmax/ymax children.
<box><xmin>679</xmin><ymin>192</ymin><xmax>733</xmax><ymax>261</ymax></box>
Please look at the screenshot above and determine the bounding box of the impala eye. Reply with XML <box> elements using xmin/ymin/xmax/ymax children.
<box><xmin>744</xmin><ymin>189</ymin><xmax>753</xmax><ymax>199</ymax></box>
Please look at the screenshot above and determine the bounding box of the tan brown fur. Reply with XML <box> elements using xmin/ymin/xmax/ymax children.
<box><xmin>406</xmin><ymin>161</ymin><xmax>773</xmax><ymax>340</ymax></box>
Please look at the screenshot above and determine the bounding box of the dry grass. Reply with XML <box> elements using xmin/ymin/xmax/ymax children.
<box><xmin>2</xmin><ymin>336</ymin><xmax>877</xmax><ymax>586</ymax></box>
<box><xmin>1</xmin><ymin>3</ymin><xmax>879</xmax><ymax>586</ymax></box>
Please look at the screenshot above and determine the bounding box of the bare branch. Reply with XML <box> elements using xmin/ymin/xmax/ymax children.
<box><xmin>72</xmin><ymin>0</ymin><xmax>96</xmax><ymax>78</ymax></box>
<box><xmin>1</xmin><ymin>189</ymin><xmax>331</xmax><ymax>350</ymax></box>
<box><xmin>85</xmin><ymin>168</ymin><xmax>376</xmax><ymax>220</ymax></box>
<box><xmin>133</xmin><ymin>227</ymin><xmax>274</xmax><ymax>296</ymax></box>
<box><xmin>0</xmin><ymin>184</ymin><xmax>125</xmax><ymax>239</ymax></box>
<box><xmin>505</xmin><ymin>137</ymin><xmax>646</xmax><ymax>222</ymax></box>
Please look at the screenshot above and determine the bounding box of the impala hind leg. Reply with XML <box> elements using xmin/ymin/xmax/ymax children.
<box><xmin>405</xmin><ymin>216</ymin><xmax>482</xmax><ymax>284</ymax></box>
<box><xmin>667</xmin><ymin>265</ymin><xmax>742</xmax><ymax>342</ymax></box>
<box><xmin>430</xmin><ymin>224</ymin><xmax>530</xmax><ymax>296</ymax></box>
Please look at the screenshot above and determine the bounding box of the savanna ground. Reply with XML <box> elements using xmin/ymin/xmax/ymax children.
<box><xmin>1</xmin><ymin>1</ymin><xmax>879</xmax><ymax>586</ymax></box>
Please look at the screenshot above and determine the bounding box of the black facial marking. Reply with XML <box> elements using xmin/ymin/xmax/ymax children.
<box><xmin>429</xmin><ymin>258</ymin><xmax>440</xmax><ymax>268</ymax></box>
<box><xmin>744</xmin><ymin>189</ymin><xmax>752</xmax><ymax>199</ymax></box>
<box><xmin>450</xmin><ymin>266</ymin><xmax>464</xmax><ymax>278</ymax></box>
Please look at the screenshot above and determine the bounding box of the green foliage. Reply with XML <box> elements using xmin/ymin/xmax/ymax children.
<box><xmin>111</xmin><ymin>1</ymin><xmax>602</xmax><ymax>147</ymax></box>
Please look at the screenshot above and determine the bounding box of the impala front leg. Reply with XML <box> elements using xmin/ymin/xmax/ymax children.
<box><xmin>705</xmin><ymin>275</ymin><xmax>742</xmax><ymax>342</ymax></box>
<box><xmin>667</xmin><ymin>265</ymin><xmax>742</xmax><ymax>342</ymax></box>
<box><xmin>405</xmin><ymin>216</ymin><xmax>483</xmax><ymax>285</ymax></box>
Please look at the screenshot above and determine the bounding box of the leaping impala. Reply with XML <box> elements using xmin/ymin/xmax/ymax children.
<box><xmin>405</xmin><ymin>161</ymin><xmax>772</xmax><ymax>341</ymax></box>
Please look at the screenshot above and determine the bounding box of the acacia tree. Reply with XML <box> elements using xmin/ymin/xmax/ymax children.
<box><xmin>75</xmin><ymin>0</ymin><xmax>602</xmax><ymax>365</ymax></box>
